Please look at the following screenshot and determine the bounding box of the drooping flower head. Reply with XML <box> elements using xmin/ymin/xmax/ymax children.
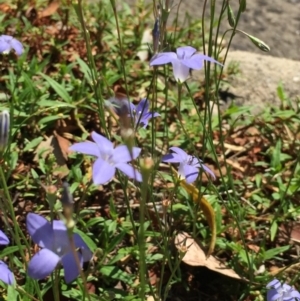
<box><xmin>107</xmin><ymin>97</ymin><xmax>159</xmax><ymax>129</ymax></box>
<box><xmin>26</xmin><ymin>213</ymin><xmax>93</xmax><ymax>283</ymax></box>
<box><xmin>69</xmin><ymin>132</ymin><xmax>142</xmax><ymax>185</ymax></box>
<box><xmin>0</xmin><ymin>230</ymin><xmax>14</xmax><ymax>285</ymax></box>
<box><xmin>266</xmin><ymin>279</ymin><xmax>300</xmax><ymax>301</ymax></box>
<box><xmin>150</xmin><ymin>46</ymin><xmax>222</xmax><ymax>82</ymax></box>
<box><xmin>128</xmin><ymin>98</ymin><xmax>160</xmax><ymax>128</ymax></box>
<box><xmin>0</xmin><ymin>35</ymin><xmax>23</xmax><ymax>56</ymax></box>
<box><xmin>162</xmin><ymin>147</ymin><xmax>215</xmax><ymax>183</ymax></box>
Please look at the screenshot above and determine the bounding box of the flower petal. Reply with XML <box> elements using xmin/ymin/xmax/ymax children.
<box><xmin>136</xmin><ymin>98</ymin><xmax>149</xmax><ymax>115</ymax></box>
<box><xmin>199</xmin><ymin>162</ymin><xmax>216</xmax><ymax>180</ymax></box>
<box><xmin>92</xmin><ymin>157</ymin><xmax>116</xmax><ymax>185</ymax></box>
<box><xmin>52</xmin><ymin>221</ymin><xmax>70</xmax><ymax>255</ymax></box>
<box><xmin>139</xmin><ymin>112</ymin><xmax>160</xmax><ymax>128</ymax></box>
<box><xmin>91</xmin><ymin>132</ymin><xmax>113</xmax><ymax>154</ymax></box>
<box><xmin>176</xmin><ymin>46</ymin><xmax>197</xmax><ymax>59</ymax></box>
<box><xmin>116</xmin><ymin>163</ymin><xmax>142</xmax><ymax>182</ymax></box>
<box><xmin>61</xmin><ymin>251</ymin><xmax>83</xmax><ymax>283</ymax></box>
<box><xmin>267</xmin><ymin>289</ymin><xmax>281</xmax><ymax>301</ymax></box>
<box><xmin>266</xmin><ymin>279</ymin><xmax>281</xmax><ymax>289</ymax></box>
<box><xmin>26</xmin><ymin>213</ymin><xmax>54</xmax><ymax>249</ymax></box>
<box><xmin>180</xmin><ymin>163</ymin><xmax>199</xmax><ymax>183</ymax></box>
<box><xmin>181</xmin><ymin>53</ymin><xmax>222</xmax><ymax>70</ymax></box>
<box><xmin>162</xmin><ymin>153</ymin><xmax>183</xmax><ymax>163</ymax></box>
<box><xmin>73</xmin><ymin>233</ymin><xmax>93</xmax><ymax>262</ymax></box>
<box><xmin>288</xmin><ymin>290</ymin><xmax>300</xmax><ymax>299</ymax></box>
<box><xmin>171</xmin><ymin>60</ymin><xmax>190</xmax><ymax>82</ymax></box>
<box><xmin>169</xmin><ymin>147</ymin><xmax>188</xmax><ymax>160</ymax></box>
<box><xmin>10</xmin><ymin>38</ymin><xmax>23</xmax><ymax>56</ymax></box>
<box><xmin>0</xmin><ymin>230</ymin><xmax>9</xmax><ymax>245</ymax></box>
<box><xmin>0</xmin><ymin>39</ymin><xmax>10</xmax><ymax>54</ymax></box>
<box><xmin>113</xmin><ymin>145</ymin><xmax>141</xmax><ymax>162</ymax></box>
<box><xmin>28</xmin><ymin>249</ymin><xmax>60</xmax><ymax>280</ymax></box>
<box><xmin>0</xmin><ymin>35</ymin><xmax>23</xmax><ymax>56</ymax></box>
<box><xmin>0</xmin><ymin>261</ymin><xmax>14</xmax><ymax>285</ymax></box>
<box><xmin>69</xmin><ymin>141</ymin><xmax>100</xmax><ymax>157</ymax></box>
<box><xmin>150</xmin><ymin>52</ymin><xmax>177</xmax><ymax>66</ymax></box>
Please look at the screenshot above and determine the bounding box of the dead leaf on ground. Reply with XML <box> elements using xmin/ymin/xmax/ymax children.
<box><xmin>174</xmin><ymin>232</ymin><xmax>243</xmax><ymax>280</ymax></box>
<box><xmin>34</xmin><ymin>134</ymin><xmax>69</xmax><ymax>178</ymax></box>
<box><xmin>53</xmin><ymin>131</ymin><xmax>71</xmax><ymax>160</ymax></box>
<box><xmin>38</xmin><ymin>1</ymin><xmax>60</xmax><ymax>19</ymax></box>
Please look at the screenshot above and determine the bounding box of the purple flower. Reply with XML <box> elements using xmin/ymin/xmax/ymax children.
<box><xmin>0</xmin><ymin>230</ymin><xmax>14</xmax><ymax>285</ymax></box>
<box><xmin>69</xmin><ymin>132</ymin><xmax>142</xmax><ymax>185</ymax></box>
<box><xmin>266</xmin><ymin>279</ymin><xmax>300</xmax><ymax>301</ymax></box>
<box><xmin>26</xmin><ymin>213</ymin><xmax>92</xmax><ymax>283</ymax></box>
<box><xmin>150</xmin><ymin>46</ymin><xmax>222</xmax><ymax>82</ymax></box>
<box><xmin>129</xmin><ymin>98</ymin><xmax>160</xmax><ymax>128</ymax></box>
<box><xmin>0</xmin><ymin>35</ymin><xmax>23</xmax><ymax>56</ymax></box>
<box><xmin>162</xmin><ymin>147</ymin><xmax>215</xmax><ymax>183</ymax></box>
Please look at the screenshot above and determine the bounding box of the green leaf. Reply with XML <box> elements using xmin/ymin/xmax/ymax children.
<box><xmin>76</xmin><ymin>57</ymin><xmax>93</xmax><ymax>84</ymax></box>
<box><xmin>0</xmin><ymin>246</ymin><xmax>25</xmax><ymax>257</ymax></box>
<box><xmin>38</xmin><ymin>100</ymin><xmax>75</xmax><ymax>109</ymax></box>
<box><xmin>100</xmin><ymin>266</ymin><xmax>133</xmax><ymax>284</ymax></box>
<box><xmin>73</xmin><ymin>229</ymin><xmax>97</xmax><ymax>252</ymax></box>
<box><xmin>38</xmin><ymin>115</ymin><xmax>66</xmax><ymax>126</ymax></box>
<box><xmin>263</xmin><ymin>245</ymin><xmax>290</xmax><ymax>260</ymax></box>
<box><xmin>7</xmin><ymin>284</ymin><xmax>19</xmax><ymax>301</ymax></box>
<box><xmin>270</xmin><ymin>221</ymin><xmax>278</xmax><ymax>241</ymax></box>
<box><xmin>107</xmin><ymin>231</ymin><xmax>126</xmax><ymax>253</ymax></box>
<box><xmin>23</xmin><ymin>137</ymin><xmax>44</xmax><ymax>152</ymax></box>
<box><xmin>39</xmin><ymin>73</ymin><xmax>71</xmax><ymax>103</ymax></box>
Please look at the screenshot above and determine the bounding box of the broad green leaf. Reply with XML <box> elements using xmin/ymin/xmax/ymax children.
<box><xmin>39</xmin><ymin>73</ymin><xmax>71</xmax><ymax>103</ymax></box>
<box><xmin>23</xmin><ymin>137</ymin><xmax>44</xmax><ymax>151</ymax></box>
<box><xmin>270</xmin><ymin>221</ymin><xmax>278</xmax><ymax>241</ymax></box>
<box><xmin>100</xmin><ymin>266</ymin><xmax>133</xmax><ymax>284</ymax></box>
<box><xmin>263</xmin><ymin>245</ymin><xmax>290</xmax><ymax>260</ymax></box>
<box><xmin>73</xmin><ymin>229</ymin><xmax>97</xmax><ymax>252</ymax></box>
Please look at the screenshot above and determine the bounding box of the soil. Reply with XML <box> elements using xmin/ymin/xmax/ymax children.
<box><xmin>179</xmin><ymin>0</ymin><xmax>300</xmax><ymax>61</ymax></box>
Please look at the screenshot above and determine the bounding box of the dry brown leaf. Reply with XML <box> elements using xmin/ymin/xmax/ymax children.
<box><xmin>34</xmin><ymin>135</ymin><xmax>69</xmax><ymax>178</ymax></box>
<box><xmin>38</xmin><ymin>1</ymin><xmax>60</xmax><ymax>19</ymax></box>
<box><xmin>175</xmin><ymin>232</ymin><xmax>242</xmax><ymax>280</ymax></box>
<box><xmin>53</xmin><ymin>131</ymin><xmax>71</xmax><ymax>160</ymax></box>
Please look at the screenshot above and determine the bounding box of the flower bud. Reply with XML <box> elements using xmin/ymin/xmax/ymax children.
<box><xmin>0</xmin><ymin>110</ymin><xmax>10</xmax><ymax>152</ymax></box>
<box><xmin>247</xmin><ymin>34</ymin><xmax>270</xmax><ymax>52</ymax></box>
<box><xmin>140</xmin><ymin>156</ymin><xmax>154</xmax><ymax>183</ymax></box>
<box><xmin>227</xmin><ymin>4</ymin><xmax>236</xmax><ymax>27</ymax></box>
<box><xmin>61</xmin><ymin>182</ymin><xmax>74</xmax><ymax>206</ymax></box>
<box><xmin>239</xmin><ymin>0</ymin><xmax>246</xmax><ymax>12</ymax></box>
<box><xmin>152</xmin><ymin>18</ymin><xmax>160</xmax><ymax>53</ymax></box>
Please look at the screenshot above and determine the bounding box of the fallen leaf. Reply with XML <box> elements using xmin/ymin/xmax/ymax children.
<box><xmin>34</xmin><ymin>135</ymin><xmax>69</xmax><ymax>178</ymax></box>
<box><xmin>53</xmin><ymin>131</ymin><xmax>71</xmax><ymax>160</ymax></box>
<box><xmin>172</xmin><ymin>167</ymin><xmax>216</xmax><ymax>257</ymax></box>
<box><xmin>175</xmin><ymin>232</ymin><xmax>242</xmax><ymax>280</ymax></box>
<box><xmin>38</xmin><ymin>1</ymin><xmax>60</xmax><ymax>19</ymax></box>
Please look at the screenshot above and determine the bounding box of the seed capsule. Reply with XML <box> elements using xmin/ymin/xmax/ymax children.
<box><xmin>0</xmin><ymin>110</ymin><xmax>10</xmax><ymax>151</ymax></box>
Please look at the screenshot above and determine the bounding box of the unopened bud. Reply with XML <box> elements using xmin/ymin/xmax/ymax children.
<box><xmin>0</xmin><ymin>110</ymin><xmax>9</xmax><ymax>152</ymax></box>
<box><xmin>227</xmin><ymin>4</ymin><xmax>236</xmax><ymax>27</ymax></box>
<box><xmin>61</xmin><ymin>182</ymin><xmax>74</xmax><ymax>223</ymax></box>
<box><xmin>239</xmin><ymin>0</ymin><xmax>246</xmax><ymax>12</ymax></box>
<box><xmin>140</xmin><ymin>156</ymin><xmax>154</xmax><ymax>182</ymax></box>
<box><xmin>247</xmin><ymin>34</ymin><xmax>270</xmax><ymax>52</ymax></box>
<box><xmin>152</xmin><ymin>18</ymin><xmax>160</xmax><ymax>53</ymax></box>
<box><xmin>61</xmin><ymin>182</ymin><xmax>74</xmax><ymax>206</ymax></box>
